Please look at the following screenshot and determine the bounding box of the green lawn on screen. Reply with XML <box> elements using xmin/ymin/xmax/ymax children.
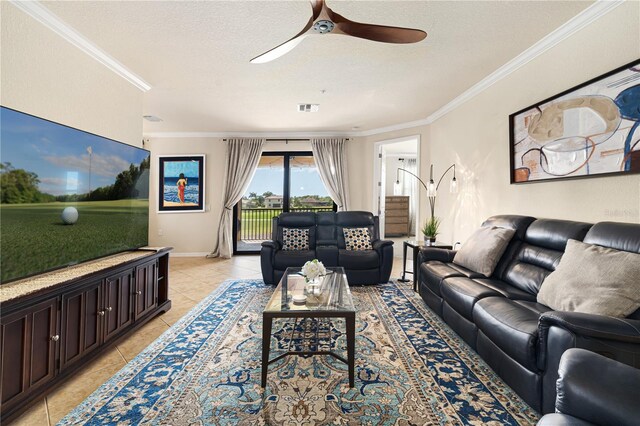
<box><xmin>1</xmin><ymin>200</ymin><xmax>148</xmax><ymax>283</ymax></box>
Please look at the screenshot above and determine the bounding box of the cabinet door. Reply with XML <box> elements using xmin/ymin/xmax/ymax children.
<box><xmin>60</xmin><ymin>281</ymin><xmax>102</xmax><ymax>370</ymax></box>
<box><xmin>104</xmin><ymin>271</ymin><xmax>134</xmax><ymax>342</ymax></box>
<box><xmin>0</xmin><ymin>298</ymin><xmax>58</xmax><ymax>409</ymax></box>
<box><xmin>134</xmin><ymin>261</ymin><xmax>158</xmax><ymax>320</ymax></box>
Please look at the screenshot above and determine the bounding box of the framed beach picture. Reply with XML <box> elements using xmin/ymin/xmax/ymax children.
<box><xmin>509</xmin><ymin>58</ymin><xmax>640</xmax><ymax>184</ymax></box>
<box><xmin>158</xmin><ymin>155</ymin><xmax>205</xmax><ymax>212</ymax></box>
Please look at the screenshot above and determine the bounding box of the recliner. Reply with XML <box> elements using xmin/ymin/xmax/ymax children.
<box><xmin>261</xmin><ymin>211</ymin><xmax>394</xmax><ymax>285</ymax></box>
<box><xmin>537</xmin><ymin>348</ymin><xmax>640</xmax><ymax>426</ymax></box>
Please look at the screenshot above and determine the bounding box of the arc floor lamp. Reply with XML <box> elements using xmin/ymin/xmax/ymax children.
<box><xmin>396</xmin><ymin>164</ymin><xmax>458</xmax><ymax>219</ymax></box>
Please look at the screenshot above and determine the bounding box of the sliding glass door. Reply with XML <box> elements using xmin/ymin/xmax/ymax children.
<box><xmin>233</xmin><ymin>152</ymin><xmax>334</xmax><ymax>254</ymax></box>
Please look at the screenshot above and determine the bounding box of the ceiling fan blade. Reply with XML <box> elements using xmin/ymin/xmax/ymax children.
<box><xmin>325</xmin><ymin>5</ymin><xmax>426</xmax><ymax>44</ymax></box>
<box><xmin>310</xmin><ymin>0</ymin><xmax>324</xmax><ymax>20</ymax></box>
<box><xmin>250</xmin><ymin>17</ymin><xmax>314</xmax><ymax>63</ymax></box>
<box><xmin>336</xmin><ymin>20</ymin><xmax>426</xmax><ymax>44</ymax></box>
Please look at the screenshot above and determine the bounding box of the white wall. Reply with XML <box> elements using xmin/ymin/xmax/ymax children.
<box><xmin>0</xmin><ymin>3</ymin><xmax>143</xmax><ymax>147</ymax></box>
<box><xmin>147</xmin><ymin>138</ymin><xmax>226</xmax><ymax>254</ymax></box>
<box><xmin>429</xmin><ymin>1</ymin><xmax>640</xmax><ymax>245</ymax></box>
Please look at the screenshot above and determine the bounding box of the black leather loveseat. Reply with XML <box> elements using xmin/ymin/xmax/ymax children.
<box><xmin>261</xmin><ymin>211</ymin><xmax>394</xmax><ymax>285</ymax></box>
<box><xmin>417</xmin><ymin>215</ymin><xmax>640</xmax><ymax>413</ymax></box>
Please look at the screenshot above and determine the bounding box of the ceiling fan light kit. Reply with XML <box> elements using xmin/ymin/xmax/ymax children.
<box><xmin>250</xmin><ymin>0</ymin><xmax>427</xmax><ymax>64</ymax></box>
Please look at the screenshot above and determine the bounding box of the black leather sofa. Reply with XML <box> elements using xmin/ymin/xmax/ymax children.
<box><xmin>537</xmin><ymin>348</ymin><xmax>640</xmax><ymax>426</ymax></box>
<box><xmin>417</xmin><ymin>215</ymin><xmax>640</xmax><ymax>413</ymax></box>
<box><xmin>261</xmin><ymin>211</ymin><xmax>394</xmax><ymax>285</ymax></box>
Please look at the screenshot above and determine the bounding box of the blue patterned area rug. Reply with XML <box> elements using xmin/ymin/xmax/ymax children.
<box><xmin>60</xmin><ymin>280</ymin><xmax>539</xmax><ymax>425</ymax></box>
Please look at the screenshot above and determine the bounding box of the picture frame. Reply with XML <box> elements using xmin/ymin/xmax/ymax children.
<box><xmin>509</xmin><ymin>58</ymin><xmax>640</xmax><ymax>184</ymax></box>
<box><xmin>158</xmin><ymin>155</ymin><xmax>205</xmax><ymax>212</ymax></box>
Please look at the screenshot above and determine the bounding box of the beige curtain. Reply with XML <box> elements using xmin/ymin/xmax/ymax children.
<box><xmin>310</xmin><ymin>138</ymin><xmax>350</xmax><ymax>211</ymax></box>
<box><xmin>207</xmin><ymin>138</ymin><xmax>265</xmax><ymax>258</ymax></box>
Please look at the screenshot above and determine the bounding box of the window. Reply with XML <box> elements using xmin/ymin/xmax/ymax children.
<box><xmin>233</xmin><ymin>152</ymin><xmax>335</xmax><ymax>254</ymax></box>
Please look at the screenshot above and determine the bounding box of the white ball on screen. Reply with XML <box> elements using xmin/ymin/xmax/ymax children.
<box><xmin>61</xmin><ymin>207</ymin><xmax>79</xmax><ymax>225</ymax></box>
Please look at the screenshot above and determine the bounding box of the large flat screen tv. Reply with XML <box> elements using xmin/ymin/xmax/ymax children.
<box><xmin>0</xmin><ymin>106</ymin><xmax>150</xmax><ymax>283</ymax></box>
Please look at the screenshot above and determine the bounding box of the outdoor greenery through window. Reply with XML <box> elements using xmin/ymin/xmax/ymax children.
<box><xmin>234</xmin><ymin>153</ymin><xmax>334</xmax><ymax>253</ymax></box>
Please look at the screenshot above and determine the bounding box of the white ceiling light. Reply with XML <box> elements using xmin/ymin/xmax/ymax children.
<box><xmin>143</xmin><ymin>115</ymin><xmax>163</xmax><ymax>122</ymax></box>
<box><xmin>297</xmin><ymin>104</ymin><xmax>319</xmax><ymax>113</ymax></box>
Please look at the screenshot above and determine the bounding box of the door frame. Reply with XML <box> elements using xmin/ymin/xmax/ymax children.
<box><xmin>372</xmin><ymin>135</ymin><xmax>421</xmax><ymax>238</ymax></box>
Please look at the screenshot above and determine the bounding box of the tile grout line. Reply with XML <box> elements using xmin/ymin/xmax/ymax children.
<box><xmin>115</xmin><ymin>345</ymin><xmax>129</xmax><ymax>363</ymax></box>
<box><xmin>45</xmin><ymin>396</ymin><xmax>51</xmax><ymax>426</ymax></box>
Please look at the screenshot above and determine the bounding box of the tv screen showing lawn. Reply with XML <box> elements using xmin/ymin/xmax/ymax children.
<box><xmin>0</xmin><ymin>106</ymin><xmax>150</xmax><ymax>283</ymax></box>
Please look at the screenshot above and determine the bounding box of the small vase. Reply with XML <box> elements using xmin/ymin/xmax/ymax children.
<box><xmin>424</xmin><ymin>236</ymin><xmax>436</xmax><ymax>244</ymax></box>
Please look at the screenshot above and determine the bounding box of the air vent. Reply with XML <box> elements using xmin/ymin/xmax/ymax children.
<box><xmin>297</xmin><ymin>104</ymin><xmax>319</xmax><ymax>113</ymax></box>
<box><xmin>143</xmin><ymin>115</ymin><xmax>163</xmax><ymax>122</ymax></box>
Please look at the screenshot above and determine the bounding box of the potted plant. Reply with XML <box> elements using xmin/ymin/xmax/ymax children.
<box><xmin>422</xmin><ymin>217</ymin><xmax>441</xmax><ymax>243</ymax></box>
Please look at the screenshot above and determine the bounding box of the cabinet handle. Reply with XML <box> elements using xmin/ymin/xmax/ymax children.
<box><xmin>98</xmin><ymin>310</ymin><xmax>105</xmax><ymax>316</ymax></box>
<box><xmin>106</xmin><ymin>306</ymin><xmax>113</xmax><ymax>312</ymax></box>
<box><xmin>51</xmin><ymin>335</ymin><xmax>60</xmax><ymax>342</ymax></box>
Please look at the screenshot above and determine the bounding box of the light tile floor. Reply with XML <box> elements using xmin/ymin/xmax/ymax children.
<box><xmin>11</xmin><ymin>254</ymin><xmax>410</xmax><ymax>425</ymax></box>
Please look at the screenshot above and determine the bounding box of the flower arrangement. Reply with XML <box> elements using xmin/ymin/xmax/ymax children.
<box><xmin>301</xmin><ymin>259</ymin><xmax>326</xmax><ymax>283</ymax></box>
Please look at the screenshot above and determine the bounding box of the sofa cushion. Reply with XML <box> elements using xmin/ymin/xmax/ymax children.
<box><xmin>274</xmin><ymin>250</ymin><xmax>316</xmax><ymax>269</ymax></box>
<box><xmin>537</xmin><ymin>239</ymin><xmax>640</xmax><ymax>317</ymax></box>
<box><xmin>343</xmin><ymin>227</ymin><xmax>373</xmax><ymax>251</ymax></box>
<box><xmin>453</xmin><ymin>226</ymin><xmax>516</xmax><ymax>276</ymax></box>
<box><xmin>441</xmin><ymin>277</ymin><xmax>502</xmax><ymax>321</ymax></box>
<box><xmin>474</xmin><ymin>297</ymin><xmax>541</xmax><ymax>372</ymax></box>
<box><xmin>420</xmin><ymin>261</ymin><xmax>483</xmax><ymax>297</ymax></box>
<box><xmin>472</xmin><ymin>278</ymin><xmax>537</xmax><ymax>302</ymax></box>
<box><xmin>338</xmin><ymin>249</ymin><xmax>379</xmax><ymax>270</ymax></box>
<box><xmin>282</xmin><ymin>227</ymin><xmax>310</xmax><ymax>251</ymax></box>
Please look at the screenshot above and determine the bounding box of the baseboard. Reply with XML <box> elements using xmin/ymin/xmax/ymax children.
<box><xmin>171</xmin><ymin>252</ymin><xmax>211</xmax><ymax>257</ymax></box>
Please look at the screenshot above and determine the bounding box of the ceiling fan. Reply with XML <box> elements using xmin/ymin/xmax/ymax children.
<box><xmin>250</xmin><ymin>0</ymin><xmax>427</xmax><ymax>64</ymax></box>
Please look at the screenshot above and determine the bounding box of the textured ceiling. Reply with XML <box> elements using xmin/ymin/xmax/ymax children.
<box><xmin>43</xmin><ymin>0</ymin><xmax>593</xmax><ymax>134</ymax></box>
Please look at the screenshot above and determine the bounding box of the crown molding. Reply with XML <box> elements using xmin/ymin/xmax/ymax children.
<box><xmin>424</xmin><ymin>0</ymin><xmax>624</xmax><ymax>124</ymax></box>
<box><xmin>144</xmin><ymin>131</ymin><xmax>353</xmax><ymax>139</ymax></box>
<box><xmin>9</xmin><ymin>0</ymin><xmax>152</xmax><ymax>92</ymax></box>
<box><xmin>344</xmin><ymin>0</ymin><xmax>625</xmax><ymax>138</ymax></box>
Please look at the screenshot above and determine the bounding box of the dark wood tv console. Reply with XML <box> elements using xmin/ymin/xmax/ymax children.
<box><xmin>0</xmin><ymin>247</ymin><xmax>172</xmax><ymax>423</ymax></box>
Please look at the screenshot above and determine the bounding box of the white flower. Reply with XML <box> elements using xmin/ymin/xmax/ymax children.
<box><xmin>301</xmin><ymin>259</ymin><xmax>326</xmax><ymax>280</ymax></box>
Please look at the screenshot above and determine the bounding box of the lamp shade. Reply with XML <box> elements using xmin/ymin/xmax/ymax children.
<box><xmin>427</xmin><ymin>180</ymin><xmax>437</xmax><ymax>197</ymax></box>
<box><xmin>393</xmin><ymin>179</ymin><xmax>402</xmax><ymax>195</ymax></box>
<box><xmin>450</xmin><ymin>177</ymin><xmax>458</xmax><ymax>194</ymax></box>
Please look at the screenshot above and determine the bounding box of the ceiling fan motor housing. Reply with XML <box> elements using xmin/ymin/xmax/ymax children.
<box><xmin>313</xmin><ymin>20</ymin><xmax>335</xmax><ymax>34</ymax></box>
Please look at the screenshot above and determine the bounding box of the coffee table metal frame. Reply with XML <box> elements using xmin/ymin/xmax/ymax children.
<box><xmin>261</xmin><ymin>267</ymin><xmax>355</xmax><ymax>388</ymax></box>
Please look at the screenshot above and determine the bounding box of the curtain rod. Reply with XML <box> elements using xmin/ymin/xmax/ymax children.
<box><xmin>222</xmin><ymin>138</ymin><xmax>350</xmax><ymax>142</ymax></box>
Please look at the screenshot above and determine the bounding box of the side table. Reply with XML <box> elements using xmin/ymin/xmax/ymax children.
<box><xmin>399</xmin><ymin>240</ymin><xmax>453</xmax><ymax>291</ymax></box>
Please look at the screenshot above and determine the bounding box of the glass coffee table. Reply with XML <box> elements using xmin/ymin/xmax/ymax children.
<box><xmin>261</xmin><ymin>266</ymin><xmax>356</xmax><ymax>388</ymax></box>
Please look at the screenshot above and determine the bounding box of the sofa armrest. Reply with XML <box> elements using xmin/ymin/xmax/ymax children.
<box><xmin>417</xmin><ymin>247</ymin><xmax>457</xmax><ymax>264</ymax></box>
<box><xmin>539</xmin><ymin>311</ymin><xmax>640</xmax><ymax>344</ymax></box>
<box><xmin>372</xmin><ymin>239</ymin><xmax>393</xmax><ymax>250</ymax></box>
<box><xmin>552</xmin><ymin>348</ymin><xmax>640</xmax><ymax>426</ymax></box>
<box><xmin>261</xmin><ymin>240</ymin><xmax>281</xmax><ymax>250</ymax></box>
<box><xmin>316</xmin><ymin>239</ymin><xmax>337</xmax><ymax>247</ymax></box>
<box><xmin>538</xmin><ymin>311</ymin><xmax>640</xmax><ymax>413</ymax></box>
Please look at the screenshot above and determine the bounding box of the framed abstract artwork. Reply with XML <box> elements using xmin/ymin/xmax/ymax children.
<box><xmin>509</xmin><ymin>59</ymin><xmax>640</xmax><ymax>184</ymax></box>
<box><xmin>158</xmin><ymin>155</ymin><xmax>205</xmax><ymax>212</ymax></box>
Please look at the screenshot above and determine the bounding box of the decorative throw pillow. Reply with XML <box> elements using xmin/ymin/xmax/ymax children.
<box><xmin>343</xmin><ymin>227</ymin><xmax>373</xmax><ymax>251</ymax></box>
<box><xmin>282</xmin><ymin>228</ymin><xmax>309</xmax><ymax>251</ymax></box>
<box><xmin>453</xmin><ymin>226</ymin><xmax>516</xmax><ymax>276</ymax></box>
<box><xmin>537</xmin><ymin>239</ymin><xmax>640</xmax><ymax>317</ymax></box>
